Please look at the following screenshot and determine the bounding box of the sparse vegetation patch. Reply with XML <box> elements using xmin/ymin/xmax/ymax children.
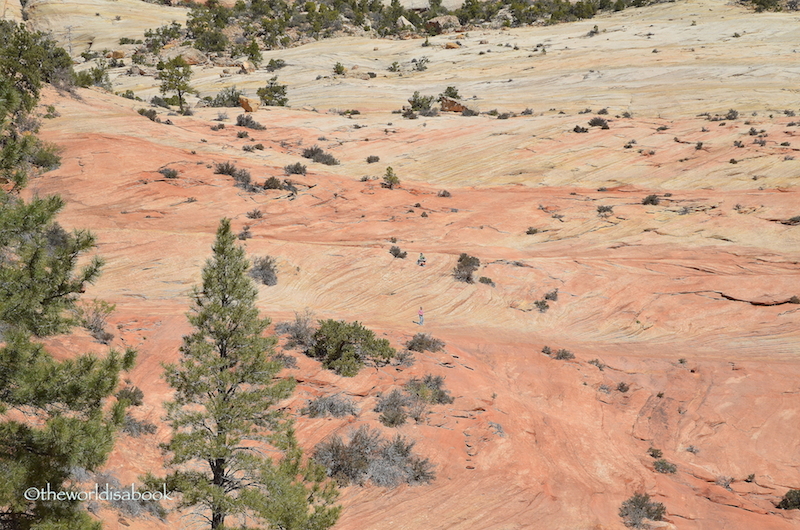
<box><xmin>314</xmin><ymin>426</ymin><xmax>435</xmax><ymax>488</ymax></box>
<box><xmin>619</xmin><ymin>493</ymin><xmax>666</xmax><ymax>529</ymax></box>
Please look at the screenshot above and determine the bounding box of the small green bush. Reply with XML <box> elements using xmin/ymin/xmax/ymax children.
<box><xmin>406</xmin><ymin>333</ymin><xmax>444</xmax><ymax>353</ymax></box>
<box><xmin>116</xmin><ymin>386</ymin><xmax>144</xmax><ymax>407</ymax></box>
<box><xmin>647</xmin><ymin>447</ymin><xmax>662</xmax><ymax>458</ymax></box>
<box><xmin>375</xmin><ymin>389</ymin><xmax>410</xmax><ymax>427</ymax></box>
<box><xmin>236</xmin><ymin>114</ymin><xmax>265</xmax><ymax>130</ymax></box>
<box><xmin>597</xmin><ymin>205</ymin><xmax>614</xmax><ymax>216</ymax></box>
<box><xmin>405</xmin><ymin>374</ymin><xmax>453</xmax><ymax>405</ymax></box>
<box><xmin>554</xmin><ymin>348</ymin><xmax>574</xmax><ymax>360</ymax></box>
<box><xmin>249</xmin><ymin>256</ymin><xmax>278</xmax><ymax>286</ymax></box>
<box><xmin>777</xmin><ymin>490</ymin><xmax>800</xmax><ymax>510</ymax></box>
<box><xmin>284</xmin><ymin>162</ymin><xmax>307</xmax><ymax>175</ymax></box>
<box><xmin>439</xmin><ymin>86</ymin><xmax>460</xmax><ymax>100</ymax></box>
<box><xmin>274</xmin><ymin>309</ymin><xmax>317</xmax><ymax>350</ymax></box>
<box><xmin>263</xmin><ymin>176</ymin><xmax>283</xmax><ymax>189</ymax></box>
<box><xmin>256</xmin><ymin>76</ymin><xmax>288</xmax><ymax>106</ymax></box>
<box><xmin>478</xmin><ymin>276</ymin><xmax>494</xmax><ymax>286</ymax></box>
<box><xmin>366</xmin><ymin>155</ymin><xmax>380</xmax><ymax>163</ymax></box>
<box><xmin>408</xmin><ymin>91</ymin><xmax>434</xmax><ymax>112</ymax></box>
<box><xmin>158</xmin><ymin>167</ymin><xmax>178</xmax><ymax>179</ymax></box>
<box><xmin>642</xmin><ymin>194</ymin><xmax>660</xmax><ymax>205</ymax></box>
<box><xmin>232</xmin><ymin>168</ymin><xmax>252</xmax><ymax>189</ymax></box>
<box><xmin>619</xmin><ymin>493</ymin><xmax>666</xmax><ymax>528</ymax></box>
<box><xmin>138</xmin><ymin>108</ymin><xmax>159</xmax><ymax>122</ymax></box>
<box><xmin>309</xmin><ymin>320</ymin><xmax>395</xmax><ymax>376</ymax></box>
<box><xmin>214</xmin><ymin>161</ymin><xmax>237</xmax><ymax>176</ymax></box>
<box><xmin>303</xmin><ymin>394</ymin><xmax>358</xmax><ymax>418</ymax></box>
<box><xmin>389</xmin><ymin>246</ymin><xmax>407</xmax><ymax>259</ymax></box>
<box><xmin>302</xmin><ymin>145</ymin><xmax>339</xmax><ymax>165</ymax></box>
<box><xmin>588</xmin><ymin>117</ymin><xmax>609</xmax><ymax>129</ymax></box>
<box><xmin>333</xmin><ymin>62</ymin><xmax>346</xmax><ymax>75</ymax></box>
<box><xmin>150</xmin><ymin>95</ymin><xmax>170</xmax><ymax>108</ymax></box>
<box><xmin>122</xmin><ymin>415</ymin><xmax>157</xmax><ymax>437</ymax></box>
<box><xmin>265</xmin><ymin>58</ymin><xmax>286</xmax><ymax>72</ymax></box>
<box><xmin>382</xmin><ymin>166</ymin><xmax>399</xmax><ymax>189</ymax></box>
<box><xmin>210</xmin><ymin>86</ymin><xmax>243</xmax><ymax>107</ymax></box>
<box><xmin>74</xmin><ymin>298</ymin><xmax>115</xmax><ymax>343</ymax></box>
<box><xmin>314</xmin><ymin>426</ymin><xmax>435</xmax><ymax>487</ymax></box>
<box><xmin>654</xmin><ymin>459</ymin><xmax>677</xmax><ymax>474</ymax></box>
<box><xmin>453</xmin><ymin>253</ymin><xmax>480</xmax><ymax>283</ymax></box>
<box><xmin>30</xmin><ymin>142</ymin><xmax>62</xmax><ymax>171</ymax></box>
<box><xmin>588</xmin><ymin>359</ymin><xmax>605</xmax><ymax>370</ymax></box>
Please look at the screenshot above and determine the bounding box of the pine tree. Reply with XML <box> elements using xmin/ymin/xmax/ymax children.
<box><xmin>161</xmin><ymin>219</ymin><xmax>340</xmax><ymax>530</ymax></box>
<box><xmin>0</xmin><ymin>331</ymin><xmax>136</xmax><ymax>530</ymax></box>
<box><xmin>0</xmin><ymin>27</ymin><xmax>137</xmax><ymax>529</ymax></box>
<box><xmin>159</xmin><ymin>56</ymin><xmax>194</xmax><ymax>111</ymax></box>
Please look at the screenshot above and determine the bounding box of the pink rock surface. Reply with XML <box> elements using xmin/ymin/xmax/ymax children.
<box><xmin>24</xmin><ymin>4</ymin><xmax>800</xmax><ymax>525</ymax></box>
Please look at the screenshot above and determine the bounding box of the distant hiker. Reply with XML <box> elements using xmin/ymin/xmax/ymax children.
<box><xmin>417</xmin><ymin>253</ymin><xmax>426</xmax><ymax>267</ymax></box>
<box><xmin>418</xmin><ymin>307</ymin><xmax>424</xmax><ymax>325</ymax></box>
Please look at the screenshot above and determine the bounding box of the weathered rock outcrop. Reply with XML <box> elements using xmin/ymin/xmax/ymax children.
<box><xmin>426</xmin><ymin>15</ymin><xmax>461</xmax><ymax>33</ymax></box>
<box><xmin>238</xmin><ymin>96</ymin><xmax>260</xmax><ymax>112</ymax></box>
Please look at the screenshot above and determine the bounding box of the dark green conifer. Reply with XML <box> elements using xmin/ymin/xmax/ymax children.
<box><xmin>161</xmin><ymin>219</ymin><xmax>340</xmax><ymax>529</ymax></box>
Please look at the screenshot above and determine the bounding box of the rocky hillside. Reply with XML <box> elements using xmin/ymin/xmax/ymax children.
<box><xmin>19</xmin><ymin>0</ymin><xmax>800</xmax><ymax>528</ymax></box>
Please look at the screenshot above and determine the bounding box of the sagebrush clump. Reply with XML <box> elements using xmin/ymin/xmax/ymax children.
<box><xmin>405</xmin><ymin>333</ymin><xmax>444</xmax><ymax>353</ymax></box>
<box><xmin>405</xmin><ymin>374</ymin><xmax>453</xmax><ymax>405</ymax></box>
<box><xmin>249</xmin><ymin>256</ymin><xmax>278</xmax><ymax>286</ymax></box>
<box><xmin>453</xmin><ymin>253</ymin><xmax>480</xmax><ymax>283</ymax></box>
<box><xmin>619</xmin><ymin>493</ymin><xmax>666</xmax><ymax>528</ymax></box>
<box><xmin>303</xmin><ymin>394</ymin><xmax>359</xmax><ymax>418</ymax></box>
<box><xmin>275</xmin><ymin>309</ymin><xmax>317</xmax><ymax>350</ymax></box>
<box><xmin>302</xmin><ymin>145</ymin><xmax>339</xmax><ymax>165</ymax></box>
<box><xmin>263</xmin><ymin>176</ymin><xmax>284</xmax><ymax>189</ymax></box>
<box><xmin>374</xmin><ymin>389</ymin><xmax>410</xmax><ymax>427</ymax></box>
<box><xmin>314</xmin><ymin>426</ymin><xmax>435</xmax><ymax>488</ymax></box>
<box><xmin>284</xmin><ymin>162</ymin><xmax>307</xmax><ymax>175</ymax></box>
<box><xmin>389</xmin><ymin>245</ymin><xmax>407</xmax><ymax>259</ymax></box>
<box><xmin>588</xmin><ymin>116</ymin><xmax>609</xmax><ymax>129</ymax></box>
<box><xmin>236</xmin><ymin>114</ymin><xmax>266</xmax><ymax>130</ymax></box>
<box><xmin>654</xmin><ymin>459</ymin><xmax>677</xmax><ymax>474</ymax></box>
<box><xmin>115</xmin><ymin>386</ymin><xmax>144</xmax><ymax>407</ymax></box>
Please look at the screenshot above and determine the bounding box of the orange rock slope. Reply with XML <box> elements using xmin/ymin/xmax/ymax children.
<box><xmin>26</xmin><ymin>1</ymin><xmax>800</xmax><ymax>528</ymax></box>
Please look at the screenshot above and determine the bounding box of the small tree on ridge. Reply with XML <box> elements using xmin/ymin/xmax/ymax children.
<box><xmin>159</xmin><ymin>56</ymin><xmax>194</xmax><ymax>111</ymax></box>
